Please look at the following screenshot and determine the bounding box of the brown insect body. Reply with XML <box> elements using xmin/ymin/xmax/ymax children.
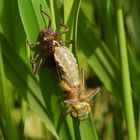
<box><xmin>54</xmin><ymin>46</ymin><xmax>100</xmax><ymax>120</ymax></box>
<box><xmin>28</xmin><ymin>5</ymin><xmax>72</xmax><ymax>74</ymax></box>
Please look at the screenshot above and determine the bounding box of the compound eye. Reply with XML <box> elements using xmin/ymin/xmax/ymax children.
<box><xmin>70</xmin><ymin>111</ymin><xmax>78</xmax><ymax>119</ymax></box>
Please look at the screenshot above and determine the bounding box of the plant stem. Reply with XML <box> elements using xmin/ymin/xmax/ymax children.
<box><xmin>72</xmin><ymin>0</ymin><xmax>81</xmax><ymax>62</ymax></box>
<box><xmin>49</xmin><ymin>0</ymin><xmax>56</xmax><ymax>28</ymax></box>
<box><xmin>116</xmin><ymin>4</ymin><xmax>136</xmax><ymax>140</ymax></box>
<box><xmin>138</xmin><ymin>109</ymin><xmax>140</xmax><ymax>140</ymax></box>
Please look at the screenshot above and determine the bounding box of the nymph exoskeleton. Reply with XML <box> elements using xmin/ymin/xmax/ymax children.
<box><xmin>27</xmin><ymin>5</ymin><xmax>72</xmax><ymax>74</ymax></box>
<box><xmin>54</xmin><ymin>44</ymin><xmax>100</xmax><ymax>120</ymax></box>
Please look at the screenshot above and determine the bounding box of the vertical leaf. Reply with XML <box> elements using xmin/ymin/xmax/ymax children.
<box><xmin>116</xmin><ymin>1</ymin><xmax>137</xmax><ymax>140</ymax></box>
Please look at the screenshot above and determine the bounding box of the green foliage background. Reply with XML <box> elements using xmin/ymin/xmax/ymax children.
<box><xmin>0</xmin><ymin>0</ymin><xmax>140</xmax><ymax>140</ymax></box>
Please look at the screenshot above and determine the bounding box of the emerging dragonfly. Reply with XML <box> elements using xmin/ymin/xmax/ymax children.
<box><xmin>54</xmin><ymin>43</ymin><xmax>101</xmax><ymax>120</ymax></box>
<box><xmin>28</xmin><ymin>5</ymin><xmax>100</xmax><ymax>120</ymax></box>
<box><xmin>27</xmin><ymin>5</ymin><xmax>72</xmax><ymax>74</ymax></box>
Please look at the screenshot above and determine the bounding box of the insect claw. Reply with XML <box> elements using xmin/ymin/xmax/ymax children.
<box><xmin>57</xmin><ymin>23</ymin><xmax>69</xmax><ymax>36</ymax></box>
<box><xmin>40</xmin><ymin>4</ymin><xmax>51</xmax><ymax>28</ymax></box>
<box><xmin>59</xmin><ymin>40</ymin><xmax>73</xmax><ymax>46</ymax></box>
<box><xmin>87</xmin><ymin>87</ymin><xmax>101</xmax><ymax>101</ymax></box>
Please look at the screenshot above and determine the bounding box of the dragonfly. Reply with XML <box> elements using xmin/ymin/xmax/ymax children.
<box><xmin>54</xmin><ymin>44</ymin><xmax>101</xmax><ymax>120</ymax></box>
<box><xmin>28</xmin><ymin>5</ymin><xmax>100</xmax><ymax>120</ymax></box>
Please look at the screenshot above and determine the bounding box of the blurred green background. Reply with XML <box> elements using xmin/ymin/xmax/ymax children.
<box><xmin>0</xmin><ymin>0</ymin><xmax>140</xmax><ymax>140</ymax></box>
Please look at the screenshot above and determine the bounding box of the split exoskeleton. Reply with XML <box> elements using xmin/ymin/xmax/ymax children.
<box><xmin>28</xmin><ymin>5</ymin><xmax>100</xmax><ymax>120</ymax></box>
<box><xmin>27</xmin><ymin>5</ymin><xmax>72</xmax><ymax>74</ymax></box>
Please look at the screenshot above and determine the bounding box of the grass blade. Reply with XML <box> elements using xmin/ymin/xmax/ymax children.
<box><xmin>0</xmin><ymin>37</ymin><xmax>18</xmax><ymax>140</ymax></box>
<box><xmin>1</xmin><ymin>34</ymin><xmax>59</xmax><ymax>139</ymax></box>
<box><xmin>116</xmin><ymin>2</ymin><xmax>137</xmax><ymax>140</ymax></box>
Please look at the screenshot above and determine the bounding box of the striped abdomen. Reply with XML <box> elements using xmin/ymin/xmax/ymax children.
<box><xmin>54</xmin><ymin>46</ymin><xmax>79</xmax><ymax>86</ymax></box>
